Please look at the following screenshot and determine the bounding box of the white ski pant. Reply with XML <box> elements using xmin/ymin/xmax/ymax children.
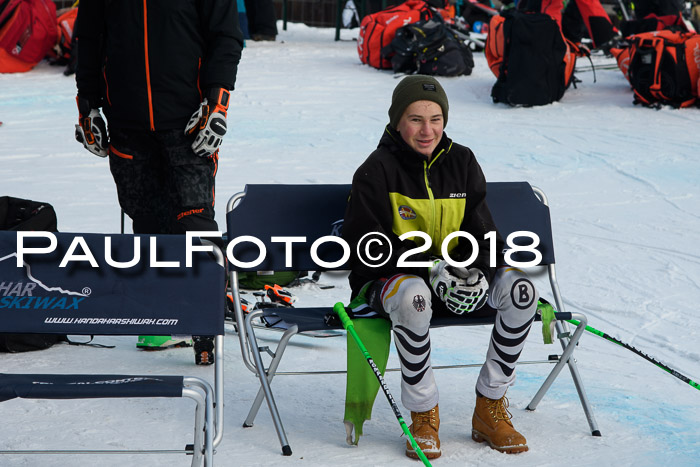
<box><xmin>379</xmin><ymin>267</ymin><xmax>538</xmax><ymax>412</ymax></box>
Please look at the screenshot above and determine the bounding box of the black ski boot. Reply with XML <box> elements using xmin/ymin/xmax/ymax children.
<box><xmin>193</xmin><ymin>335</ymin><xmax>215</xmax><ymax>365</ymax></box>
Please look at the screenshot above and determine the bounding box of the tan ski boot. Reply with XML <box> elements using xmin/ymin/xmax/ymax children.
<box><xmin>405</xmin><ymin>404</ymin><xmax>441</xmax><ymax>459</ymax></box>
<box><xmin>472</xmin><ymin>392</ymin><xmax>528</xmax><ymax>453</ymax></box>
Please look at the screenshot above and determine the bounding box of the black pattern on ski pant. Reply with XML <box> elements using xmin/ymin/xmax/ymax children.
<box><xmin>380</xmin><ymin>274</ymin><xmax>438</xmax><ymax>412</ymax></box>
<box><xmin>476</xmin><ymin>267</ymin><xmax>538</xmax><ymax>399</ymax></box>
<box><xmin>108</xmin><ymin>127</ymin><xmax>219</xmax><ymax>236</ymax></box>
<box><xmin>377</xmin><ymin>267</ymin><xmax>538</xmax><ymax>411</ymax></box>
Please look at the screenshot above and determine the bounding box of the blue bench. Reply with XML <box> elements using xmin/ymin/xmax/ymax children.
<box><xmin>226</xmin><ymin>182</ymin><xmax>600</xmax><ymax>456</ymax></box>
<box><xmin>0</xmin><ymin>231</ymin><xmax>226</xmax><ymax>466</ymax></box>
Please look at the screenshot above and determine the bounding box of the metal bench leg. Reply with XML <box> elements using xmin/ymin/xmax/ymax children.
<box><xmin>527</xmin><ymin>313</ymin><xmax>601</xmax><ymax>436</ymax></box>
<box><xmin>184</xmin><ymin>377</ymin><xmax>216</xmax><ymax>466</ymax></box>
<box><xmin>244</xmin><ymin>311</ymin><xmax>293</xmax><ymax>456</ymax></box>
<box><xmin>244</xmin><ymin>324</ymin><xmax>298</xmax><ymax>427</ymax></box>
<box><xmin>214</xmin><ymin>335</ymin><xmax>225</xmax><ymax>448</ymax></box>
<box><xmin>183</xmin><ymin>386</ymin><xmax>207</xmax><ymax>467</ymax></box>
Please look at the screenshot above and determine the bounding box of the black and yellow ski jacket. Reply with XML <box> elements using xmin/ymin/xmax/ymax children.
<box><xmin>343</xmin><ymin>126</ymin><xmax>505</xmax><ymax>296</ymax></box>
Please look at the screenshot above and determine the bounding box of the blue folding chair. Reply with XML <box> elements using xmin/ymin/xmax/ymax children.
<box><xmin>0</xmin><ymin>231</ymin><xmax>226</xmax><ymax>466</ymax></box>
<box><xmin>226</xmin><ymin>182</ymin><xmax>599</xmax><ymax>456</ymax></box>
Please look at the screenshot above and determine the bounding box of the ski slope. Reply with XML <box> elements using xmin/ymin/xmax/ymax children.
<box><xmin>1</xmin><ymin>21</ymin><xmax>699</xmax><ymax>467</ymax></box>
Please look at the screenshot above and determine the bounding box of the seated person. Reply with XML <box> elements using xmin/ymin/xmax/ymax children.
<box><xmin>342</xmin><ymin>75</ymin><xmax>539</xmax><ymax>459</ymax></box>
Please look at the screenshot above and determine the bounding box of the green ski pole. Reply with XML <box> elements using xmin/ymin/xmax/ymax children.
<box><xmin>540</xmin><ymin>299</ymin><xmax>699</xmax><ymax>391</ymax></box>
<box><xmin>334</xmin><ymin>302</ymin><xmax>432</xmax><ymax>467</ymax></box>
<box><xmin>567</xmin><ymin>317</ymin><xmax>700</xmax><ymax>392</ymax></box>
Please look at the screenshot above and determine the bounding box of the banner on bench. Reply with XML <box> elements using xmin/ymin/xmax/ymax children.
<box><xmin>0</xmin><ymin>231</ymin><xmax>225</xmax><ymax>336</ymax></box>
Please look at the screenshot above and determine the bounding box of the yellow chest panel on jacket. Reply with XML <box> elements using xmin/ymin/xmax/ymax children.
<box><xmin>388</xmin><ymin>193</ymin><xmax>466</xmax><ymax>256</ymax></box>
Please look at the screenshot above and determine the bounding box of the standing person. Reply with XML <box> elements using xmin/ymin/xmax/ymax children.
<box><xmin>244</xmin><ymin>0</ymin><xmax>278</xmax><ymax>41</ymax></box>
<box><xmin>74</xmin><ymin>0</ymin><xmax>243</xmax><ymax>365</ymax></box>
<box><xmin>342</xmin><ymin>75</ymin><xmax>538</xmax><ymax>459</ymax></box>
<box><xmin>617</xmin><ymin>0</ymin><xmax>687</xmax><ymax>36</ymax></box>
<box><xmin>502</xmin><ymin>0</ymin><xmax>620</xmax><ymax>50</ymax></box>
<box><xmin>539</xmin><ymin>0</ymin><xmax>620</xmax><ymax>50</ymax></box>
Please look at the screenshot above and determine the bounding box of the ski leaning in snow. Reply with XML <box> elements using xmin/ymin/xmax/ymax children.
<box><xmin>574</xmin><ymin>63</ymin><xmax>620</xmax><ymax>72</ymax></box>
<box><xmin>225</xmin><ymin>293</ymin><xmax>343</xmax><ymax>338</ymax></box>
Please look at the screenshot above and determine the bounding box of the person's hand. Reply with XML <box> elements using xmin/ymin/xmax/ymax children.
<box><xmin>429</xmin><ymin>259</ymin><xmax>489</xmax><ymax>315</ymax></box>
<box><xmin>184</xmin><ymin>87</ymin><xmax>230</xmax><ymax>158</ymax></box>
<box><xmin>75</xmin><ymin>96</ymin><xmax>108</xmax><ymax>157</ymax></box>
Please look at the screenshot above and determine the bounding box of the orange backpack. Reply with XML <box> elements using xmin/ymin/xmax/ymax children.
<box><xmin>612</xmin><ymin>30</ymin><xmax>700</xmax><ymax>108</ymax></box>
<box><xmin>0</xmin><ymin>0</ymin><xmax>57</xmax><ymax>73</ymax></box>
<box><xmin>54</xmin><ymin>7</ymin><xmax>78</xmax><ymax>62</ymax></box>
<box><xmin>357</xmin><ymin>0</ymin><xmax>434</xmax><ymax>69</ymax></box>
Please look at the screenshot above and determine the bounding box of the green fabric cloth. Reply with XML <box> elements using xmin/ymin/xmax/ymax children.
<box><xmin>343</xmin><ymin>317</ymin><xmax>391</xmax><ymax>445</ymax></box>
<box><xmin>538</xmin><ymin>300</ymin><xmax>556</xmax><ymax>344</ymax></box>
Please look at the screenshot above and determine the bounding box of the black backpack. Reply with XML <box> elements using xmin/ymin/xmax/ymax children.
<box><xmin>0</xmin><ymin>196</ymin><xmax>57</xmax><ymax>231</ymax></box>
<box><xmin>382</xmin><ymin>17</ymin><xmax>474</xmax><ymax>76</ymax></box>
<box><xmin>488</xmin><ymin>8</ymin><xmax>576</xmax><ymax>106</ymax></box>
<box><xmin>0</xmin><ymin>333</ymin><xmax>66</xmax><ymax>352</ymax></box>
<box><xmin>0</xmin><ymin>196</ymin><xmax>65</xmax><ymax>352</ymax></box>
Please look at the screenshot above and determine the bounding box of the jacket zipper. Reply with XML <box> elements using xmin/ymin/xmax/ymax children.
<box><xmin>423</xmin><ymin>160</ymin><xmax>434</xmax><ymax>241</ymax></box>
<box><xmin>424</xmin><ymin>149</ymin><xmax>445</xmax><ymax>242</ymax></box>
<box><xmin>143</xmin><ymin>0</ymin><xmax>155</xmax><ymax>131</ymax></box>
<box><xmin>102</xmin><ymin>57</ymin><xmax>111</xmax><ymax>106</ymax></box>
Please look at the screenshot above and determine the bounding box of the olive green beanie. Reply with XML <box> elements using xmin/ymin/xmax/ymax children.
<box><xmin>388</xmin><ymin>75</ymin><xmax>449</xmax><ymax>129</ymax></box>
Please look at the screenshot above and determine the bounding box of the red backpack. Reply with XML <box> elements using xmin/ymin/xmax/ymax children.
<box><xmin>358</xmin><ymin>0</ymin><xmax>434</xmax><ymax>69</ymax></box>
<box><xmin>612</xmin><ymin>30</ymin><xmax>700</xmax><ymax>108</ymax></box>
<box><xmin>0</xmin><ymin>0</ymin><xmax>57</xmax><ymax>73</ymax></box>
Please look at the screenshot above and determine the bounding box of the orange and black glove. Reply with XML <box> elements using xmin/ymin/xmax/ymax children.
<box><xmin>184</xmin><ymin>87</ymin><xmax>230</xmax><ymax>158</ymax></box>
<box><xmin>75</xmin><ymin>96</ymin><xmax>109</xmax><ymax>158</ymax></box>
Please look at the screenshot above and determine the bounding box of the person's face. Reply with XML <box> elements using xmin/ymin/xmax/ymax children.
<box><xmin>396</xmin><ymin>100</ymin><xmax>444</xmax><ymax>159</ymax></box>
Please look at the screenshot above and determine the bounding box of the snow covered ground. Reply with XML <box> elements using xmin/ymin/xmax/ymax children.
<box><xmin>1</xmin><ymin>21</ymin><xmax>699</xmax><ymax>467</ymax></box>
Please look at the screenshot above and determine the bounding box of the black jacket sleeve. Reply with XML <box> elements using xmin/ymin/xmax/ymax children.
<box><xmin>75</xmin><ymin>0</ymin><xmax>105</xmax><ymax>104</ymax></box>
<box><xmin>199</xmin><ymin>0</ymin><xmax>244</xmax><ymax>91</ymax></box>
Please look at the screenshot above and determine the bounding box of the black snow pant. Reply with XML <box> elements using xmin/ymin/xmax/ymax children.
<box><xmin>108</xmin><ymin>127</ymin><xmax>219</xmax><ymax>236</ymax></box>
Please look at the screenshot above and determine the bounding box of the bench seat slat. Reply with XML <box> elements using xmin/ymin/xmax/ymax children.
<box><xmin>0</xmin><ymin>373</ymin><xmax>185</xmax><ymax>401</ymax></box>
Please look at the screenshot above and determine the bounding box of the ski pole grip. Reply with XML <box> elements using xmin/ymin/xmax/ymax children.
<box><xmin>333</xmin><ymin>302</ymin><xmax>354</xmax><ymax>330</ymax></box>
<box><xmin>553</xmin><ymin>312</ymin><xmax>573</xmax><ymax>321</ymax></box>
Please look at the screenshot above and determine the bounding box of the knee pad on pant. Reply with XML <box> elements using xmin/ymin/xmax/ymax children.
<box><xmin>487</xmin><ymin>268</ymin><xmax>538</xmax><ymax>317</ymax></box>
<box><xmin>380</xmin><ymin>275</ymin><xmax>433</xmax><ymax>331</ymax></box>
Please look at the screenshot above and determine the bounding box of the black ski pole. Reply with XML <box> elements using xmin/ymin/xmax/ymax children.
<box><xmin>333</xmin><ymin>302</ymin><xmax>432</xmax><ymax>467</ymax></box>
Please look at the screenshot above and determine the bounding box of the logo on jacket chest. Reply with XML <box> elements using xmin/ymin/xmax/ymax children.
<box><xmin>398</xmin><ymin>205</ymin><xmax>417</xmax><ymax>220</ymax></box>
